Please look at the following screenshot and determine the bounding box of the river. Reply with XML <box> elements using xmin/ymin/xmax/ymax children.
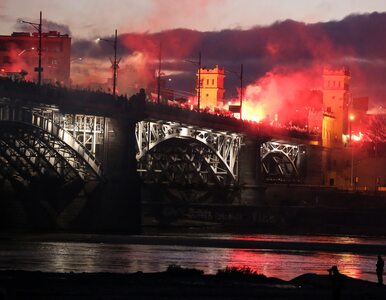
<box><xmin>0</xmin><ymin>233</ymin><xmax>385</xmax><ymax>283</ymax></box>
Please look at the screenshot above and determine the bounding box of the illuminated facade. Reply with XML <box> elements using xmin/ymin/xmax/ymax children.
<box><xmin>0</xmin><ymin>31</ymin><xmax>71</xmax><ymax>85</ymax></box>
<box><xmin>197</xmin><ymin>65</ymin><xmax>225</xmax><ymax>109</ymax></box>
<box><xmin>321</xmin><ymin>67</ymin><xmax>352</xmax><ymax>188</ymax></box>
<box><xmin>320</xmin><ymin>68</ymin><xmax>386</xmax><ymax>190</ymax></box>
<box><xmin>322</xmin><ymin>66</ymin><xmax>351</xmax><ymax>147</ymax></box>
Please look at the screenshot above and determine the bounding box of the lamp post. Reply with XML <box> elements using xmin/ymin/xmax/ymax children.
<box><xmin>239</xmin><ymin>63</ymin><xmax>243</xmax><ymax>120</ymax></box>
<box><xmin>197</xmin><ymin>51</ymin><xmax>202</xmax><ymax>112</ymax></box>
<box><xmin>185</xmin><ymin>52</ymin><xmax>203</xmax><ymax>112</ymax></box>
<box><xmin>227</xmin><ymin>64</ymin><xmax>244</xmax><ymax>120</ymax></box>
<box><xmin>97</xmin><ymin>29</ymin><xmax>118</xmax><ymax>97</ymax></box>
<box><xmin>157</xmin><ymin>42</ymin><xmax>162</xmax><ymax>104</ymax></box>
<box><xmin>19</xmin><ymin>11</ymin><xmax>42</xmax><ymax>86</ymax></box>
<box><xmin>349</xmin><ymin>114</ymin><xmax>355</xmax><ymax>188</ymax></box>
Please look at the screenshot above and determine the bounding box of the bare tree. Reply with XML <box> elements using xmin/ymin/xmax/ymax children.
<box><xmin>365</xmin><ymin>114</ymin><xmax>386</xmax><ymax>143</ymax></box>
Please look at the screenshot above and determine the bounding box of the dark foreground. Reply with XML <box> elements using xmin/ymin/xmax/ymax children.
<box><xmin>0</xmin><ymin>270</ymin><xmax>384</xmax><ymax>299</ymax></box>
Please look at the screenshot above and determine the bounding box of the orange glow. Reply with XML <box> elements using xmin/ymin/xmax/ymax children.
<box><xmin>351</xmin><ymin>132</ymin><xmax>363</xmax><ymax>142</ymax></box>
<box><xmin>241</xmin><ymin>100</ymin><xmax>267</xmax><ymax>122</ymax></box>
<box><xmin>240</xmin><ymin>67</ymin><xmax>321</xmax><ymax>125</ymax></box>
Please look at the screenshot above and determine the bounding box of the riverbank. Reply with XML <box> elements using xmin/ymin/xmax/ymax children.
<box><xmin>0</xmin><ymin>269</ymin><xmax>384</xmax><ymax>299</ymax></box>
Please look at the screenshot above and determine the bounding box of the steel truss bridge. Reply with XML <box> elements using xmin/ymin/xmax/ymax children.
<box><xmin>136</xmin><ymin>120</ymin><xmax>242</xmax><ymax>186</ymax></box>
<box><xmin>261</xmin><ymin>141</ymin><xmax>306</xmax><ymax>183</ymax></box>
<box><xmin>0</xmin><ymin>98</ymin><xmax>306</xmax><ymax>193</ymax></box>
<box><xmin>0</xmin><ymin>101</ymin><xmax>102</xmax><ymax>197</ymax></box>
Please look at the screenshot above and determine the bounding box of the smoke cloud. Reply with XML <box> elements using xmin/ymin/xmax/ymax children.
<box><xmin>71</xmin><ymin>12</ymin><xmax>386</xmax><ymax>108</ymax></box>
<box><xmin>15</xmin><ymin>18</ymin><xmax>71</xmax><ymax>35</ymax></box>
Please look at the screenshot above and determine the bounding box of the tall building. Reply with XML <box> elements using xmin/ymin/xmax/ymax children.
<box><xmin>0</xmin><ymin>31</ymin><xmax>71</xmax><ymax>85</ymax></box>
<box><xmin>322</xmin><ymin>66</ymin><xmax>351</xmax><ymax>147</ymax></box>
<box><xmin>197</xmin><ymin>65</ymin><xmax>225</xmax><ymax>110</ymax></box>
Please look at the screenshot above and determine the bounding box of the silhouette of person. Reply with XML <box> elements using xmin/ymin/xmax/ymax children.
<box><xmin>138</xmin><ymin>88</ymin><xmax>146</xmax><ymax>102</ymax></box>
<box><xmin>376</xmin><ymin>255</ymin><xmax>384</xmax><ymax>285</ymax></box>
<box><xmin>328</xmin><ymin>265</ymin><xmax>344</xmax><ymax>300</ymax></box>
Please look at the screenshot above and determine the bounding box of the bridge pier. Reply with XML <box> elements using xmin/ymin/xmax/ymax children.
<box><xmin>75</xmin><ymin>117</ymin><xmax>141</xmax><ymax>233</ymax></box>
<box><xmin>238</xmin><ymin>137</ymin><xmax>266</xmax><ymax>205</ymax></box>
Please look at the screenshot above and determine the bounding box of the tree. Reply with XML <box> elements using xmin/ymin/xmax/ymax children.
<box><xmin>365</xmin><ymin>114</ymin><xmax>386</xmax><ymax>143</ymax></box>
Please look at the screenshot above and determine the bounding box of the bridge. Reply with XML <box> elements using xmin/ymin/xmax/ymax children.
<box><xmin>0</xmin><ymin>79</ymin><xmax>326</xmax><ymax>232</ymax></box>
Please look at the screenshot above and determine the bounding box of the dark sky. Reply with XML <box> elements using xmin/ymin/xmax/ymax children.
<box><xmin>71</xmin><ymin>12</ymin><xmax>386</xmax><ymax>110</ymax></box>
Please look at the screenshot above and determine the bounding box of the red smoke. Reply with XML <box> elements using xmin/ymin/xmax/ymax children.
<box><xmin>2</xmin><ymin>45</ymin><xmax>37</xmax><ymax>81</ymax></box>
<box><xmin>240</xmin><ymin>66</ymin><xmax>322</xmax><ymax>125</ymax></box>
<box><xmin>71</xmin><ymin>12</ymin><xmax>386</xmax><ymax>113</ymax></box>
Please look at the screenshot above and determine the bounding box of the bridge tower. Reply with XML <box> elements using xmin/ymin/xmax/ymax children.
<box><xmin>197</xmin><ymin>65</ymin><xmax>225</xmax><ymax>110</ymax></box>
<box><xmin>322</xmin><ymin>66</ymin><xmax>351</xmax><ymax>147</ymax></box>
<box><xmin>322</xmin><ymin>66</ymin><xmax>352</xmax><ymax>188</ymax></box>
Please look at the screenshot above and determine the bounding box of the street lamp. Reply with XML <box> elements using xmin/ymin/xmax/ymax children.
<box><xmin>349</xmin><ymin>114</ymin><xmax>355</xmax><ymax>188</ymax></box>
<box><xmin>185</xmin><ymin>52</ymin><xmax>202</xmax><ymax>112</ymax></box>
<box><xmin>19</xmin><ymin>11</ymin><xmax>42</xmax><ymax>86</ymax></box>
<box><xmin>70</xmin><ymin>57</ymin><xmax>83</xmax><ymax>63</ymax></box>
<box><xmin>18</xmin><ymin>47</ymin><xmax>35</xmax><ymax>56</ymax></box>
<box><xmin>227</xmin><ymin>64</ymin><xmax>244</xmax><ymax>120</ymax></box>
<box><xmin>157</xmin><ymin>42</ymin><xmax>162</xmax><ymax>104</ymax></box>
<box><xmin>97</xmin><ymin>29</ymin><xmax>118</xmax><ymax>97</ymax></box>
<box><xmin>197</xmin><ymin>51</ymin><xmax>202</xmax><ymax>112</ymax></box>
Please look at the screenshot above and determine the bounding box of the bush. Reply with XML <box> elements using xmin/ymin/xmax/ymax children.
<box><xmin>216</xmin><ymin>266</ymin><xmax>265</xmax><ymax>278</ymax></box>
<box><xmin>166</xmin><ymin>264</ymin><xmax>204</xmax><ymax>277</ymax></box>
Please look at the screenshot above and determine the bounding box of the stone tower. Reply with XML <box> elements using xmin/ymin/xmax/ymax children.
<box><xmin>197</xmin><ymin>65</ymin><xmax>225</xmax><ymax>110</ymax></box>
<box><xmin>322</xmin><ymin>66</ymin><xmax>351</xmax><ymax>147</ymax></box>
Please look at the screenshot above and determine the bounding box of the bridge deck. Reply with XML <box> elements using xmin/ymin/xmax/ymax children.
<box><xmin>0</xmin><ymin>78</ymin><xmax>317</xmax><ymax>143</ymax></box>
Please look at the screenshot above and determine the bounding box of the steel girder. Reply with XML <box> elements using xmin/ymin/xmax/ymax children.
<box><xmin>0</xmin><ymin>122</ymin><xmax>99</xmax><ymax>188</ymax></box>
<box><xmin>0</xmin><ymin>103</ymin><xmax>102</xmax><ymax>180</ymax></box>
<box><xmin>62</xmin><ymin>114</ymin><xmax>105</xmax><ymax>155</ymax></box>
<box><xmin>260</xmin><ymin>141</ymin><xmax>303</xmax><ymax>182</ymax></box>
<box><xmin>0</xmin><ymin>101</ymin><xmax>102</xmax><ymax>185</ymax></box>
<box><xmin>138</xmin><ymin>139</ymin><xmax>220</xmax><ymax>186</ymax></box>
<box><xmin>136</xmin><ymin>120</ymin><xmax>243</xmax><ymax>186</ymax></box>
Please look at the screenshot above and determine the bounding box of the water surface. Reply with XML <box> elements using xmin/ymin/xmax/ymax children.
<box><xmin>0</xmin><ymin>233</ymin><xmax>384</xmax><ymax>282</ymax></box>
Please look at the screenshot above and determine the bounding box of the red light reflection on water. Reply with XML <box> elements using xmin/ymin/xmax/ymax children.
<box><xmin>223</xmin><ymin>249</ymin><xmax>371</xmax><ymax>281</ymax></box>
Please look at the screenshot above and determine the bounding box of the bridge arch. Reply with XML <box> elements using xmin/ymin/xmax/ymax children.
<box><xmin>261</xmin><ymin>141</ymin><xmax>302</xmax><ymax>182</ymax></box>
<box><xmin>136</xmin><ymin>120</ymin><xmax>243</xmax><ymax>186</ymax></box>
<box><xmin>0</xmin><ymin>123</ymin><xmax>78</xmax><ymax>189</ymax></box>
<box><xmin>0</xmin><ymin>101</ymin><xmax>103</xmax><ymax>192</ymax></box>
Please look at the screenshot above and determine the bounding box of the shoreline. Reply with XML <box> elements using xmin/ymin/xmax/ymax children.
<box><xmin>0</xmin><ymin>269</ymin><xmax>385</xmax><ymax>299</ymax></box>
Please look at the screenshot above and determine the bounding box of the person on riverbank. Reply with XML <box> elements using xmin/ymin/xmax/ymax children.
<box><xmin>376</xmin><ymin>255</ymin><xmax>384</xmax><ymax>285</ymax></box>
<box><xmin>328</xmin><ymin>265</ymin><xmax>344</xmax><ymax>300</ymax></box>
